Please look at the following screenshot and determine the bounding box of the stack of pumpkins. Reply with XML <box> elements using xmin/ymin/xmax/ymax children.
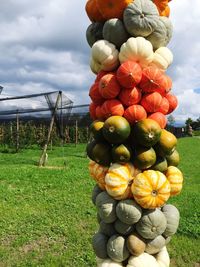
<box><xmin>85</xmin><ymin>0</ymin><xmax>182</xmax><ymax>266</ymax></box>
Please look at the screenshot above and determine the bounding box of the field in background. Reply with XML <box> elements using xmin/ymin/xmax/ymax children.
<box><xmin>0</xmin><ymin>138</ymin><xmax>199</xmax><ymax>266</ymax></box>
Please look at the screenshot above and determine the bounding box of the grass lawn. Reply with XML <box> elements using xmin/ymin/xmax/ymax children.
<box><xmin>0</xmin><ymin>138</ymin><xmax>199</xmax><ymax>266</ymax></box>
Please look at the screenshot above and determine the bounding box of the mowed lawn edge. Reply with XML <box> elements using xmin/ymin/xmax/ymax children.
<box><xmin>0</xmin><ymin>138</ymin><xmax>199</xmax><ymax>267</ymax></box>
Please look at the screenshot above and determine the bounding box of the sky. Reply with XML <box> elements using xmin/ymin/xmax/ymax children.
<box><xmin>0</xmin><ymin>0</ymin><xmax>200</xmax><ymax>123</ymax></box>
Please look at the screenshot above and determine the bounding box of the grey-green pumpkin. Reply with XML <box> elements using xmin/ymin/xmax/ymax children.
<box><xmin>86</xmin><ymin>22</ymin><xmax>104</xmax><ymax>47</ymax></box>
<box><xmin>96</xmin><ymin>191</ymin><xmax>117</xmax><ymax>223</ymax></box>
<box><xmin>146</xmin><ymin>17</ymin><xmax>173</xmax><ymax>50</ymax></box>
<box><xmin>114</xmin><ymin>219</ymin><xmax>135</xmax><ymax>235</ymax></box>
<box><xmin>107</xmin><ymin>235</ymin><xmax>130</xmax><ymax>262</ymax></box>
<box><xmin>136</xmin><ymin>209</ymin><xmax>167</xmax><ymax>239</ymax></box>
<box><xmin>123</xmin><ymin>0</ymin><xmax>159</xmax><ymax>38</ymax></box>
<box><xmin>162</xmin><ymin>204</ymin><xmax>180</xmax><ymax>237</ymax></box>
<box><xmin>103</xmin><ymin>18</ymin><xmax>130</xmax><ymax>49</ymax></box>
<box><xmin>92</xmin><ymin>232</ymin><xmax>108</xmax><ymax>259</ymax></box>
<box><xmin>92</xmin><ymin>184</ymin><xmax>103</xmax><ymax>205</ymax></box>
<box><xmin>116</xmin><ymin>199</ymin><xmax>142</xmax><ymax>225</ymax></box>
<box><xmin>145</xmin><ymin>235</ymin><xmax>166</xmax><ymax>254</ymax></box>
<box><xmin>99</xmin><ymin>221</ymin><xmax>116</xmax><ymax>237</ymax></box>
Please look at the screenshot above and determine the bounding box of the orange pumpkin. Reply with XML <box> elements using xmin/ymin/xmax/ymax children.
<box><xmin>96</xmin><ymin>105</ymin><xmax>105</xmax><ymax>120</ymax></box>
<box><xmin>116</xmin><ymin>61</ymin><xmax>142</xmax><ymax>88</ymax></box>
<box><xmin>165</xmin><ymin>93</ymin><xmax>178</xmax><ymax>114</ymax></box>
<box><xmin>85</xmin><ymin>0</ymin><xmax>104</xmax><ymax>22</ymax></box>
<box><xmin>89</xmin><ymin>160</ymin><xmax>108</xmax><ymax>190</ymax></box>
<box><xmin>119</xmin><ymin>87</ymin><xmax>142</xmax><ymax>107</ymax></box>
<box><xmin>148</xmin><ymin>112</ymin><xmax>167</xmax><ymax>129</ymax></box>
<box><xmin>153</xmin><ymin>0</ymin><xmax>170</xmax><ymax>17</ymax></box>
<box><xmin>157</xmin><ymin>97</ymin><xmax>169</xmax><ymax>115</ymax></box>
<box><xmin>95</xmin><ymin>70</ymin><xmax>111</xmax><ymax>82</ymax></box>
<box><xmin>89</xmin><ymin>82</ymin><xmax>104</xmax><ymax>104</ymax></box>
<box><xmin>89</xmin><ymin>102</ymin><xmax>98</xmax><ymax>120</ymax></box>
<box><xmin>131</xmin><ymin>170</ymin><xmax>171</xmax><ymax>209</ymax></box>
<box><xmin>105</xmin><ymin>162</ymin><xmax>140</xmax><ymax>199</ymax></box>
<box><xmin>140</xmin><ymin>66</ymin><xmax>172</xmax><ymax>96</ymax></box>
<box><xmin>165</xmin><ymin>166</ymin><xmax>183</xmax><ymax>196</ymax></box>
<box><xmin>101</xmin><ymin>99</ymin><xmax>124</xmax><ymax>119</ymax></box>
<box><xmin>141</xmin><ymin>92</ymin><xmax>163</xmax><ymax>113</ymax></box>
<box><xmin>99</xmin><ymin>73</ymin><xmax>121</xmax><ymax>99</ymax></box>
<box><xmin>160</xmin><ymin>5</ymin><xmax>170</xmax><ymax>17</ymax></box>
<box><xmin>96</xmin><ymin>0</ymin><xmax>133</xmax><ymax>20</ymax></box>
<box><xmin>124</xmin><ymin>105</ymin><xmax>147</xmax><ymax>125</ymax></box>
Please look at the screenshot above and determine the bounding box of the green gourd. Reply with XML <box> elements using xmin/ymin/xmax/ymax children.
<box><xmin>166</xmin><ymin>149</ymin><xmax>180</xmax><ymax>167</ymax></box>
<box><xmin>136</xmin><ymin>209</ymin><xmax>167</xmax><ymax>239</ymax></box>
<box><xmin>103</xmin><ymin>18</ymin><xmax>130</xmax><ymax>48</ymax></box>
<box><xmin>99</xmin><ymin>221</ymin><xmax>116</xmax><ymax>237</ymax></box>
<box><xmin>86</xmin><ymin>22</ymin><xmax>104</xmax><ymax>47</ymax></box>
<box><xmin>114</xmin><ymin>220</ymin><xmax>134</xmax><ymax>235</ymax></box>
<box><xmin>134</xmin><ymin>146</ymin><xmax>157</xmax><ymax>170</ymax></box>
<box><xmin>107</xmin><ymin>235</ymin><xmax>130</xmax><ymax>262</ymax></box>
<box><xmin>152</xmin><ymin>157</ymin><xmax>168</xmax><ymax>172</ymax></box>
<box><xmin>92</xmin><ymin>184</ymin><xmax>103</xmax><ymax>205</ymax></box>
<box><xmin>96</xmin><ymin>191</ymin><xmax>117</xmax><ymax>223</ymax></box>
<box><xmin>162</xmin><ymin>204</ymin><xmax>180</xmax><ymax>237</ymax></box>
<box><xmin>92</xmin><ymin>232</ymin><xmax>109</xmax><ymax>259</ymax></box>
<box><xmin>123</xmin><ymin>0</ymin><xmax>159</xmax><ymax>37</ymax></box>
<box><xmin>145</xmin><ymin>235</ymin><xmax>166</xmax><ymax>254</ymax></box>
<box><xmin>116</xmin><ymin>199</ymin><xmax>142</xmax><ymax>225</ymax></box>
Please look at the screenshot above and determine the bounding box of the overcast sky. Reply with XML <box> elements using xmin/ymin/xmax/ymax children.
<box><xmin>0</xmin><ymin>0</ymin><xmax>200</xmax><ymax>122</ymax></box>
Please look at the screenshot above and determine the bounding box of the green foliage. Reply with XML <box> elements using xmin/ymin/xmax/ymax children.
<box><xmin>0</xmin><ymin>139</ymin><xmax>199</xmax><ymax>266</ymax></box>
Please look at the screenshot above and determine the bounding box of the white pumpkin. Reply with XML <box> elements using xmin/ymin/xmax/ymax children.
<box><xmin>90</xmin><ymin>40</ymin><xmax>119</xmax><ymax>74</ymax></box>
<box><xmin>97</xmin><ymin>257</ymin><xmax>123</xmax><ymax>267</ymax></box>
<box><xmin>150</xmin><ymin>47</ymin><xmax>173</xmax><ymax>70</ymax></box>
<box><xmin>127</xmin><ymin>247</ymin><xmax>170</xmax><ymax>267</ymax></box>
<box><xmin>119</xmin><ymin>37</ymin><xmax>154</xmax><ymax>68</ymax></box>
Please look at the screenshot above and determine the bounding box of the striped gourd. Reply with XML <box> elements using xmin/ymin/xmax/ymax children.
<box><xmin>131</xmin><ymin>170</ymin><xmax>171</xmax><ymax>209</ymax></box>
<box><xmin>105</xmin><ymin>163</ymin><xmax>140</xmax><ymax>199</ymax></box>
<box><xmin>89</xmin><ymin>160</ymin><xmax>108</xmax><ymax>190</ymax></box>
<box><xmin>165</xmin><ymin>166</ymin><xmax>183</xmax><ymax>196</ymax></box>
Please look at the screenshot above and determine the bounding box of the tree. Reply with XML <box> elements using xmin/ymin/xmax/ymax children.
<box><xmin>185</xmin><ymin>117</ymin><xmax>193</xmax><ymax>127</ymax></box>
<box><xmin>168</xmin><ymin>115</ymin><xmax>175</xmax><ymax>126</ymax></box>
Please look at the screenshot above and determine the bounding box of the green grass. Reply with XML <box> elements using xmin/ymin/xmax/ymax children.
<box><xmin>0</xmin><ymin>138</ymin><xmax>199</xmax><ymax>266</ymax></box>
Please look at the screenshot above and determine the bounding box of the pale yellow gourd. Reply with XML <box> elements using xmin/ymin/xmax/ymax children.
<box><xmin>150</xmin><ymin>47</ymin><xmax>173</xmax><ymax>70</ymax></box>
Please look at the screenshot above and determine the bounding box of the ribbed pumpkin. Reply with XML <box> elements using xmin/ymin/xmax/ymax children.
<box><xmin>89</xmin><ymin>160</ymin><xmax>108</xmax><ymax>190</ymax></box>
<box><xmin>141</xmin><ymin>92</ymin><xmax>163</xmax><ymax>113</ymax></box>
<box><xmin>105</xmin><ymin>162</ymin><xmax>138</xmax><ymax>199</ymax></box>
<box><xmin>151</xmin><ymin>47</ymin><xmax>173</xmax><ymax>71</ymax></box>
<box><xmin>131</xmin><ymin>170</ymin><xmax>171</xmax><ymax>209</ymax></box>
<box><xmin>90</xmin><ymin>102</ymin><xmax>98</xmax><ymax>120</ymax></box>
<box><xmin>85</xmin><ymin>0</ymin><xmax>104</xmax><ymax>22</ymax></box>
<box><xmin>101</xmin><ymin>99</ymin><xmax>124</xmax><ymax>119</ymax></box>
<box><xmin>157</xmin><ymin>97</ymin><xmax>169</xmax><ymax>115</ymax></box>
<box><xmin>86</xmin><ymin>22</ymin><xmax>104</xmax><ymax>47</ymax></box>
<box><xmin>96</xmin><ymin>70</ymin><xmax>111</xmax><ymax>82</ymax></box>
<box><xmin>165</xmin><ymin>166</ymin><xmax>183</xmax><ymax>196</ymax></box>
<box><xmin>91</xmin><ymin>40</ymin><xmax>119</xmax><ymax>73</ymax></box>
<box><xmin>116</xmin><ymin>61</ymin><xmax>142</xmax><ymax>88</ymax></box>
<box><xmin>107</xmin><ymin>234</ymin><xmax>130</xmax><ymax>262</ymax></box>
<box><xmin>99</xmin><ymin>73</ymin><xmax>121</xmax><ymax>99</ymax></box>
<box><xmin>96</xmin><ymin>105</ymin><xmax>105</xmax><ymax>120</ymax></box>
<box><xmin>148</xmin><ymin>112</ymin><xmax>167</xmax><ymax>129</ymax></box>
<box><xmin>119</xmin><ymin>87</ymin><xmax>142</xmax><ymax>107</ymax></box>
<box><xmin>140</xmin><ymin>66</ymin><xmax>172</xmax><ymax>96</ymax></box>
<box><xmin>124</xmin><ymin>105</ymin><xmax>147</xmax><ymax>125</ymax></box>
<box><xmin>165</xmin><ymin>93</ymin><xmax>178</xmax><ymax>114</ymax></box>
<box><xmin>96</xmin><ymin>0</ymin><xmax>133</xmax><ymax>20</ymax></box>
<box><xmin>89</xmin><ymin>82</ymin><xmax>105</xmax><ymax>104</ymax></box>
<box><xmin>162</xmin><ymin>204</ymin><xmax>180</xmax><ymax>237</ymax></box>
<box><xmin>119</xmin><ymin>37</ymin><xmax>154</xmax><ymax>68</ymax></box>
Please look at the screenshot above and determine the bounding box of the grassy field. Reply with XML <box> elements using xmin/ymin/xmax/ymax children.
<box><xmin>0</xmin><ymin>138</ymin><xmax>199</xmax><ymax>267</ymax></box>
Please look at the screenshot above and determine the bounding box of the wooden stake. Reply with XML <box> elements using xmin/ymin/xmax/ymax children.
<box><xmin>16</xmin><ymin>111</ymin><xmax>19</xmax><ymax>152</ymax></box>
<box><xmin>75</xmin><ymin>120</ymin><xmax>78</xmax><ymax>146</ymax></box>
<box><xmin>38</xmin><ymin>92</ymin><xmax>61</xmax><ymax>167</ymax></box>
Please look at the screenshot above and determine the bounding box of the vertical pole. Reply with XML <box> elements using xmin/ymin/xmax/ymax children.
<box><xmin>38</xmin><ymin>92</ymin><xmax>61</xmax><ymax>167</ymax></box>
<box><xmin>75</xmin><ymin>120</ymin><xmax>78</xmax><ymax>147</ymax></box>
<box><xmin>16</xmin><ymin>111</ymin><xmax>19</xmax><ymax>152</ymax></box>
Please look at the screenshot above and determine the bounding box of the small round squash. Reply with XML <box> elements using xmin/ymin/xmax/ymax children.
<box><xmin>162</xmin><ymin>204</ymin><xmax>180</xmax><ymax>237</ymax></box>
<box><xmin>107</xmin><ymin>235</ymin><xmax>130</xmax><ymax>262</ymax></box>
<box><xmin>141</xmin><ymin>92</ymin><xmax>163</xmax><ymax>113</ymax></box>
<box><xmin>145</xmin><ymin>235</ymin><xmax>166</xmax><ymax>255</ymax></box>
<box><xmin>127</xmin><ymin>233</ymin><xmax>146</xmax><ymax>256</ymax></box>
<box><xmin>152</xmin><ymin>156</ymin><xmax>168</xmax><ymax>172</ymax></box>
<box><xmin>90</xmin><ymin>120</ymin><xmax>105</xmax><ymax>141</ymax></box>
<box><xmin>112</xmin><ymin>144</ymin><xmax>132</xmax><ymax>164</ymax></box>
<box><xmin>124</xmin><ymin>105</ymin><xmax>147</xmax><ymax>125</ymax></box>
<box><xmin>101</xmin><ymin>99</ymin><xmax>124</xmax><ymax>119</ymax></box>
<box><xmin>89</xmin><ymin>160</ymin><xmax>108</xmax><ymax>189</ymax></box>
<box><xmin>116</xmin><ymin>199</ymin><xmax>142</xmax><ymax>225</ymax></box>
<box><xmin>166</xmin><ymin>149</ymin><xmax>180</xmax><ymax>167</ymax></box>
<box><xmin>165</xmin><ymin>166</ymin><xmax>183</xmax><ymax>196</ymax></box>
<box><xmin>86</xmin><ymin>22</ymin><xmax>104</xmax><ymax>47</ymax></box>
<box><xmin>136</xmin><ymin>209</ymin><xmax>167</xmax><ymax>239</ymax></box>
<box><xmin>156</xmin><ymin>129</ymin><xmax>177</xmax><ymax>156</ymax></box>
<box><xmin>134</xmin><ymin>146</ymin><xmax>157</xmax><ymax>170</ymax></box>
<box><xmin>99</xmin><ymin>221</ymin><xmax>116</xmax><ymax>237</ymax></box>
<box><xmin>148</xmin><ymin>112</ymin><xmax>167</xmax><ymax>129</ymax></box>
<box><xmin>119</xmin><ymin>87</ymin><xmax>142</xmax><ymax>107</ymax></box>
<box><xmin>99</xmin><ymin>73</ymin><xmax>121</xmax><ymax>99</ymax></box>
<box><xmin>151</xmin><ymin>46</ymin><xmax>173</xmax><ymax>71</ymax></box>
<box><xmin>96</xmin><ymin>191</ymin><xmax>117</xmax><ymax>223</ymax></box>
<box><xmin>114</xmin><ymin>220</ymin><xmax>134</xmax><ymax>235</ymax></box>
<box><xmin>91</xmin><ymin>142</ymin><xmax>112</xmax><ymax>166</ymax></box>
<box><xmin>92</xmin><ymin>232</ymin><xmax>109</xmax><ymax>259</ymax></box>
